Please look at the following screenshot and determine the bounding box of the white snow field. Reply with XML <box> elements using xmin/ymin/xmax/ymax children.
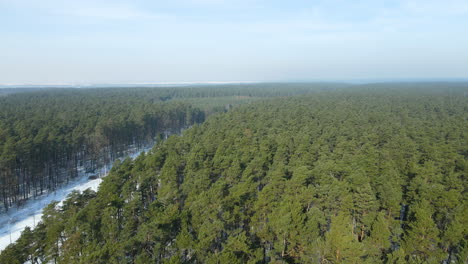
<box><xmin>0</xmin><ymin>146</ymin><xmax>151</xmax><ymax>252</ymax></box>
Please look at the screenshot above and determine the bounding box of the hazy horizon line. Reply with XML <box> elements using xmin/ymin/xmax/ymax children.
<box><xmin>1</xmin><ymin>78</ymin><xmax>468</xmax><ymax>88</ymax></box>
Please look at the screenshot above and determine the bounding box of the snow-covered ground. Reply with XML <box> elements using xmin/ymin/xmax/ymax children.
<box><xmin>0</xmin><ymin>146</ymin><xmax>151</xmax><ymax>252</ymax></box>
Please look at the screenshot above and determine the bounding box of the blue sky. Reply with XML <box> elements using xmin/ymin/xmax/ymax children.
<box><xmin>1</xmin><ymin>0</ymin><xmax>467</xmax><ymax>84</ymax></box>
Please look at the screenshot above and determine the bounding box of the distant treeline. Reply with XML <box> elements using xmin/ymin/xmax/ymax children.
<box><xmin>0</xmin><ymin>88</ymin><xmax>47</xmax><ymax>96</ymax></box>
<box><xmin>1</xmin><ymin>87</ymin><xmax>466</xmax><ymax>263</ymax></box>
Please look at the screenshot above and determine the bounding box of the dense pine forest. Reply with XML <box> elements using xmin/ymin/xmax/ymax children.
<box><xmin>0</xmin><ymin>84</ymin><xmax>339</xmax><ymax>211</ymax></box>
<box><xmin>1</xmin><ymin>85</ymin><xmax>466</xmax><ymax>263</ymax></box>
<box><xmin>0</xmin><ymin>89</ymin><xmax>204</xmax><ymax>211</ymax></box>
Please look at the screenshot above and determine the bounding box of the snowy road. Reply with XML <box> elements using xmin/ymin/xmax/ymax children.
<box><xmin>0</xmin><ymin>146</ymin><xmax>151</xmax><ymax>252</ymax></box>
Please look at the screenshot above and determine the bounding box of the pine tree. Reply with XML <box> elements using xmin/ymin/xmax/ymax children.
<box><xmin>403</xmin><ymin>199</ymin><xmax>444</xmax><ymax>262</ymax></box>
<box><xmin>321</xmin><ymin>213</ymin><xmax>364</xmax><ymax>263</ymax></box>
<box><xmin>366</xmin><ymin>211</ymin><xmax>391</xmax><ymax>260</ymax></box>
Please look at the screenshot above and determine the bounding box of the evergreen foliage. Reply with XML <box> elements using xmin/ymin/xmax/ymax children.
<box><xmin>1</xmin><ymin>85</ymin><xmax>467</xmax><ymax>263</ymax></box>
